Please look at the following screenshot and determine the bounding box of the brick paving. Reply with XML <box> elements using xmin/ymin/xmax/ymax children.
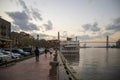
<box><xmin>0</xmin><ymin>54</ymin><xmax>57</xmax><ymax>80</ymax></box>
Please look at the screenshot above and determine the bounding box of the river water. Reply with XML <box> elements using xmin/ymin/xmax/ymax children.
<box><xmin>65</xmin><ymin>48</ymin><xmax>120</xmax><ymax>80</ymax></box>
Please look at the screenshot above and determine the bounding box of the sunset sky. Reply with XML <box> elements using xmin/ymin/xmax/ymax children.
<box><xmin>0</xmin><ymin>0</ymin><xmax>120</xmax><ymax>43</ymax></box>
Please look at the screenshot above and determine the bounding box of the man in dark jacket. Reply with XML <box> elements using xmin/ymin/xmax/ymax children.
<box><xmin>34</xmin><ymin>47</ymin><xmax>40</xmax><ymax>62</ymax></box>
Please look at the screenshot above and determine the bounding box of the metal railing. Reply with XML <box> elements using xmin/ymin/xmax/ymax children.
<box><xmin>57</xmin><ymin>51</ymin><xmax>79</xmax><ymax>80</ymax></box>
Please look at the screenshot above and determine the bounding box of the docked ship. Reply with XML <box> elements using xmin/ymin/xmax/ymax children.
<box><xmin>60</xmin><ymin>37</ymin><xmax>80</xmax><ymax>54</ymax></box>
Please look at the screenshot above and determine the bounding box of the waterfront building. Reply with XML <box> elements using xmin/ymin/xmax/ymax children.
<box><xmin>11</xmin><ymin>31</ymin><xmax>33</xmax><ymax>47</ymax></box>
<box><xmin>0</xmin><ymin>17</ymin><xmax>11</xmax><ymax>48</ymax></box>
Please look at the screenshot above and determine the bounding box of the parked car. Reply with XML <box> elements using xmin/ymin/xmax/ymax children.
<box><xmin>23</xmin><ymin>47</ymin><xmax>32</xmax><ymax>54</ymax></box>
<box><xmin>0</xmin><ymin>52</ymin><xmax>13</xmax><ymax>62</ymax></box>
<box><xmin>2</xmin><ymin>51</ymin><xmax>21</xmax><ymax>59</ymax></box>
<box><xmin>12</xmin><ymin>49</ymin><xmax>30</xmax><ymax>56</ymax></box>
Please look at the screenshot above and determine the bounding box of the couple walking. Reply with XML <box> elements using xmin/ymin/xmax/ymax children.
<box><xmin>45</xmin><ymin>48</ymin><xmax>53</xmax><ymax>56</ymax></box>
<box><xmin>34</xmin><ymin>47</ymin><xmax>53</xmax><ymax>62</ymax></box>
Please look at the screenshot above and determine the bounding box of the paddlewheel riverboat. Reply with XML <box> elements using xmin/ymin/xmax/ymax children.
<box><xmin>60</xmin><ymin>37</ymin><xmax>80</xmax><ymax>54</ymax></box>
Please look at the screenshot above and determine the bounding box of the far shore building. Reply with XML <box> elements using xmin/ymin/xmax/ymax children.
<box><xmin>116</xmin><ymin>39</ymin><xmax>120</xmax><ymax>48</ymax></box>
<box><xmin>0</xmin><ymin>17</ymin><xmax>11</xmax><ymax>48</ymax></box>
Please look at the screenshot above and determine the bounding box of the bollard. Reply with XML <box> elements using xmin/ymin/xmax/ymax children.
<box><xmin>53</xmin><ymin>53</ymin><xmax>57</xmax><ymax>61</ymax></box>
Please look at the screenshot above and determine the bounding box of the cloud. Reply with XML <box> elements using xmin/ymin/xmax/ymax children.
<box><xmin>30</xmin><ymin>8</ymin><xmax>43</xmax><ymax>21</ymax></box>
<box><xmin>18</xmin><ymin>0</ymin><xmax>43</xmax><ymax>21</ymax></box>
<box><xmin>79</xmin><ymin>17</ymin><xmax>120</xmax><ymax>41</ymax></box>
<box><xmin>11</xmin><ymin>24</ymin><xmax>20</xmax><ymax>31</ymax></box>
<box><xmin>78</xmin><ymin>35</ymin><xmax>91</xmax><ymax>40</ymax></box>
<box><xmin>62</xmin><ymin>31</ymin><xmax>68</xmax><ymax>37</ymax></box>
<box><xmin>106</xmin><ymin>25</ymin><xmax>120</xmax><ymax>31</ymax></box>
<box><xmin>6</xmin><ymin>0</ymin><xmax>44</xmax><ymax>32</ymax></box>
<box><xmin>102</xmin><ymin>32</ymin><xmax>114</xmax><ymax>37</ymax></box>
<box><xmin>6</xmin><ymin>0</ymin><xmax>54</xmax><ymax>33</ymax></box>
<box><xmin>77</xmin><ymin>31</ymin><xmax>114</xmax><ymax>41</ymax></box>
<box><xmin>106</xmin><ymin>17</ymin><xmax>120</xmax><ymax>32</ymax></box>
<box><xmin>6</xmin><ymin>11</ymin><xmax>39</xmax><ymax>31</ymax></box>
<box><xmin>19</xmin><ymin>0</ymin><xmax>29</xmax><ymax>13</ymax></box>
<box><xmin>82</xmin><ymin>22</ymin><xmax>100</xmax><ymax>32</ymax></box>
<box><xmin>114</xmin><ymin>17</ymin><xmax>120</xmax><ymax>24</ymax></box>
<box><xmin>43</xmin><ymin>20</ymin><xmax>53</xmax><ymax>31</ymax></box>
<box><xmin>60</xmin><ymin>31</ymin><xmax>68</xmax><ymax>39</ymax></box>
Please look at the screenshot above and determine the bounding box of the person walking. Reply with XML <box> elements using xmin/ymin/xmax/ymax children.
<box><xmin>49</xmin><ymin>48</ymin><xmax>53</xmax><ymax>56</ymax></box>
<box><xmin>34</xmin><ymin>47</ymin><xmax>40</xmax><ymax>62</ymax></box>
<box><xmin>44</xmin><ymin>48</ymin><xmax>48</xmax><ymax>56</ymax></box>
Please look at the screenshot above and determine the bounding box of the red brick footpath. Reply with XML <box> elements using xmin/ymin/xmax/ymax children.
<box><xmin>0</xmin><ymin>54</ymin><xmax>57</xmax><ymax>80</ymax></box>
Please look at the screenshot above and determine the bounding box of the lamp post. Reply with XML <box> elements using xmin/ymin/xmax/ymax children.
<box><xmin>37</xmin><ymin>34</ymin><xmax>39</xmax><ymax>40</ymax></box>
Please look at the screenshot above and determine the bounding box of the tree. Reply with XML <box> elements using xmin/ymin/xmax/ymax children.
<box><xmin>19</xmin><ymin>37</ymin><xmax>34</xmax><ymax>47</ymax></box>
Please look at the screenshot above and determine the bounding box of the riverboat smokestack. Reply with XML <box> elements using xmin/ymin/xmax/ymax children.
<box><xmin>58</xmin><ymin>32</ymin><xmax>60</xmax><ymax>41</ymax></box>
<box><xmin>76</xmin><ymin>36</ymin><xmax>77</xmax><ymax>41</ymax></box>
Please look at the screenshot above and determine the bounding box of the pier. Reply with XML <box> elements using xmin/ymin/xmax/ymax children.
<box><xmin>0</xmin><ymin>54</ymin><xmax>57</xmax><ymax>80</ymax></box>
<box><xmin>0</xmin><ymin>50</ymin><xmax>79</xmax><ymax>80</ymax></box>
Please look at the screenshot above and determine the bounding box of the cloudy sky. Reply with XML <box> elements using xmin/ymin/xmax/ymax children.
<box><xmin>0</xmin><ymin>0</ymin><xmax>120</xmax><ymax>42</ymax></box>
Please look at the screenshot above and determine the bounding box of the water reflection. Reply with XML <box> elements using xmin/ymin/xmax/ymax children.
<box><xmin>105</xmin><ymin>48</ymin><xmax>109</xmax><ymax>67</ymax></box>
<box><xmin>67</xmin><ymin>48</ymin><xmax>120</xmax><ymax>80</ymax></box>
<box><xmin>62</xmin><ymin>53</ymin><xmax>80</xmax><ymax>66</ymax></box>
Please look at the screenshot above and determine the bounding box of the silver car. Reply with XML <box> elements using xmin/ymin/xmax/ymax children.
<box><xmin>2</xmin><ymin>51</ymin><xmax>22</xmax><ymax>59</ymax></box>
<box><xmin>0</xmin><ymin>52</ymin><xmax>12</xmax><ymax>62</ymax></box>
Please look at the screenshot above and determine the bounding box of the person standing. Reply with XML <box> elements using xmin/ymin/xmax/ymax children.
<box><xmin>34</xmin><ymin>47</ymin><xmax>40</xmax><ymax>62</ymax></box>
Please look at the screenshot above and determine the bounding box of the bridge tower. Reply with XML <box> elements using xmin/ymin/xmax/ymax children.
<box><xmin>106</xmin><ymin>36</ymin><xmax>109</xmax><ymax>48</ymax></box>
<box><xmin>58</xmin><ymin>32</ymin><xmax>60</xmax><ymax>41</ymax></box>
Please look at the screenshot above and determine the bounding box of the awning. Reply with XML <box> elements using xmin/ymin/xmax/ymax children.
<box><xmin>0</xmin><ymin>38</ymin><xmax>12</xmax><ymax>42</ymax></box>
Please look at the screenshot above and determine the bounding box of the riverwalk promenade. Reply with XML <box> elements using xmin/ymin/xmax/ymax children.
<box><xmin>0</xmin><ymin>54</ymin><xmax>57</xmax><ymax>80</ymax></box>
